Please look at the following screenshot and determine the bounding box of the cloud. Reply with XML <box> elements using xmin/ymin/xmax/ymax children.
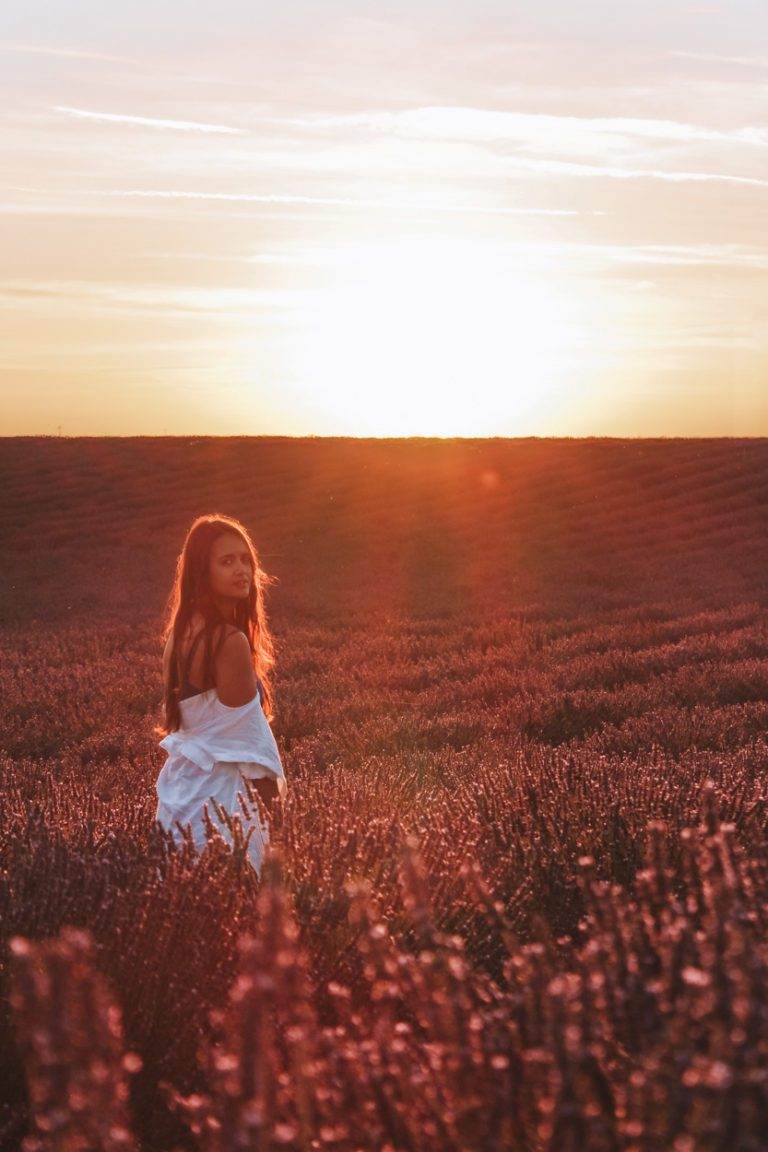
<box><xmin>271</xmin><ymin>105</ymin><xmax>768</xmax><ymax>150</ymax></box>
<box><xmin>53</xmin><ymin>105</ymin><xmax>246</xmax><ymax>135</ymax></box>
<box><xmin>127</xmin><ymin>240</ymin><xmax>768</xmax><ymax>271</ymax></box>
<box><xmin>0</xmin><ymin>279</ymin><xmax>308</xmax><ymax>320</ymax></box>
<box><xmin>667</xmin><ymin>50</ymin><xmax>768</xmax><ymax>69</ymax></box>
<box><xmin>83</xmin><ymin>188</ymin><xmax>599</xmax><ymax>215</ymax></box>
<box><xmin>496</xmin><ymin>155</ymin><xmax>768</xmax><ymax>187</ymax></box>
<box><xmin>0</xmin><ymin>41</ymin><xmax>142</xmax><ymax>64</ymax></box>
<box><xmin>566</xmin><ymin>241</ymin><xmax>768</xmax><ymax>270</ymax></box>
<box><xmin>86</xmin><ymin>153</ymin><xmax>768</xmax><ymax>199</ymax></box>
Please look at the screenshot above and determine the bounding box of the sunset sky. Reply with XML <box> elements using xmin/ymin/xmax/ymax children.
<box><xmin>1</xmin><ymin>1</ymin><xmax>766</xmax><ymax>437</ymax></box>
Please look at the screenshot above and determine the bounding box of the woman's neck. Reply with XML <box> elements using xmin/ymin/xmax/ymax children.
<box><xmin>211</xmin><ymin>596</ymin><xmax>237</xmax><ymax>623</ymax></box>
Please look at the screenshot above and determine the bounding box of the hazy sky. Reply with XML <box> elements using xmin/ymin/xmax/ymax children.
<box><xmin>2</xmin><ymin>1</ymin><xmax>767</xmax><ymax>436</ymax></box>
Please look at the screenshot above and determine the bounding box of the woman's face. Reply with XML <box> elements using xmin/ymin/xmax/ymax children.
<box><xmin>209</xmin><ymin>532</ymin><xmax>254</xmax><ymax>602</ymax></box>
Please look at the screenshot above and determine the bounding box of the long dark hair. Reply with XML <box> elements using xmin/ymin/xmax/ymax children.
<box><xmin>155</xmin><ymin>513</ymin><xmax>278</xmax><ymax>736</ymax></box>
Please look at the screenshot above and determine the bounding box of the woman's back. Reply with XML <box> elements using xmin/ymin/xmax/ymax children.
<box><xmin>177</xmin><ymin>618</ymin><xmax>210</xmax><ymax>700</ymax></box>
<box><xmin>174</xmin><ymin>614</ymin><xmax>263</xmax><ymax>705</ymax></box>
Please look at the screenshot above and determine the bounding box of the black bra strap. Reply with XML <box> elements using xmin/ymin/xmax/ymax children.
<box><xmin>187</xmin><ymin>627</ymin><xmax>206</xmax><ymax>661</ymax></box>
<box><xmin>179</xmin><ymin>624</ymin><xmax>248</xmax><ymax>688</ymax></box>
<box><xmin>179</xmin><ymin>626</ymin><xmax>206</xmax><ymax>686</ymax></box>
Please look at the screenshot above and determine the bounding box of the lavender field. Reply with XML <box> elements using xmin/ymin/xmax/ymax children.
<box><xmin>2</xmin><ymin>436</ymin><xmax>768</xmax><ymax>1152</ymax></box>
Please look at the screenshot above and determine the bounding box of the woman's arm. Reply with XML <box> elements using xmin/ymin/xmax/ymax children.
<box><xmin>215</xmin><ymin>630</ymin><xmax>258</xmax><ymax>707</ymax></box>
<box><xmin>216</xmin><ymin>631</ymin><xmax>282</xmax><ymax>822</ymax></box>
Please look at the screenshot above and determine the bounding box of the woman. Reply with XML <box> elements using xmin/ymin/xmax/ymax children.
<box><xmin>154</xmin><ymin>513</ymin><xmax>287</xmax><ymax>877</ymax></box>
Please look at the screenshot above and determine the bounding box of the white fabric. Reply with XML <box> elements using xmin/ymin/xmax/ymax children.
<box><xmin>155</xmin><ymin>688</ymin><xmax>287</xmax><ymax>876</ymax></box>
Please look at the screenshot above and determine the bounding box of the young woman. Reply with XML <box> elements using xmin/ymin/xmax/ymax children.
<box><xmin>154</xmin><ymin>513</ymin><xmax>287</xmax><ymax>876</ymax></box>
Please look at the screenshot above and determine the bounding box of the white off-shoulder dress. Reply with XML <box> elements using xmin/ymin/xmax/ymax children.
<box><xmin>155</xmin><ymin>685</ymin><xmax>287</xmax><ymax>877</ymax></box>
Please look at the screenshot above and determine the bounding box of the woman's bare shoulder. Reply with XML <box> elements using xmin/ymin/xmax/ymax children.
<box><xmin>215</xmin><ymin>629</ymin><xmax>256</xmax><ymax>706</ymax></box>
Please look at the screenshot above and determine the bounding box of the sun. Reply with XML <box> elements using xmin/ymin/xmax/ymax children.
<box><xmin>283</xmin><ymin>236</ymin><xmax>599</xmax><ymax>436</ymax></box>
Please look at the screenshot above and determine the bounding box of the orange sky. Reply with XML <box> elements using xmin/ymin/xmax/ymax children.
<box><xmin>1</xmin><ymin>2</ymin><xmax>767</xmax><ymax>436</ymax></box>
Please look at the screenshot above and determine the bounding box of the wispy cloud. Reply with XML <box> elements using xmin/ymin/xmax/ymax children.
<box><xmin>83</xmin><ymin>188</ymin><xmax>598</xmax><ymax>215</ymax></box>
<box><xmin>0</xmin><ymin>200</ymin><xmax>360</xmax><ymax>224</ymax></box>
<box><xmin>0</xmin><ymin>40</ymin><xmax>142</xmax><ymax>64</ymax></box>
<box><xmin>667</xmin><ymin>50</ymin><xmax>768</xmax><ymax>69</ymax></box>
<box><xmin>136</xmin><ymin>240</ymin><xmax>768</xmax><ymax>271</ymax></box>
<box><xmin>0</xmin><ymin>279</ymin><xmax>308</xmax><ymax>319</ymax></box>
<box><xmin>497</xmin><ymin>155</ymin><xmax>768</xmax><ymax>187</ymax></box>
<box><xmin>275</xmin><ymin>106</ymin><xmax>768</xmax><ymax>150</ymax></box>
<box><xmin>54</xmin><ymin>105</ymin><xmax>246</xmax><ymax>135</ymax></box>
<box><xmin>565</xmin><ymin>241</ymin><xmax>768</xmax><ymax>270</ymax></box>
<box><xmin>83</xmin><ymin>152</ymin><xmax>768</xmax><ymax>200</ymax></box>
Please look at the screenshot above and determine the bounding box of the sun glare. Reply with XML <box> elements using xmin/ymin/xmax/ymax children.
<box><xmin>282</xmin><ymin>236</ymin><xmax>600</xmax><ymax>436</ymax></box>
